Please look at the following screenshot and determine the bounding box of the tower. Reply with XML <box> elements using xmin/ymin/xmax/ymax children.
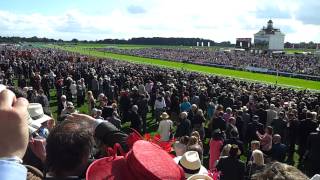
<box><xmin>267</xmin><ymin>20</ymin><xmax>273</xmax><ymax>29</ymax></box>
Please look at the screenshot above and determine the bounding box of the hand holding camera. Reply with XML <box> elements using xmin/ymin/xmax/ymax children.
<box><xmin>0</xmin><ymin>88</ymin><xmax>29</xmax><ymax>159</ymax></box>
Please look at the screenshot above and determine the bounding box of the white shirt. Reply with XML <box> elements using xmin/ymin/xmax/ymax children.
<box><xmin>154</xmin><ymin>98</ymin><xmax>166</xmax><ymax>109</ymax></box>
<box><xmin>158</xmin><ymin>119</ymin><xmax>173</xmax><ymax>141</ymax></box>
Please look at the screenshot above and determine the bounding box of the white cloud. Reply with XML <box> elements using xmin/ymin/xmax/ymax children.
<box><xmin>0</xmin><ymin>0</ymin><xmax>319</xmax><ymax>43</ymax></box>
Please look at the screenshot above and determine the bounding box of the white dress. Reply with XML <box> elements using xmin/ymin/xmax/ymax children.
<box><xmin>158</xmin><ymin>119</ymin><xmax>173</xmax><ymax>141</ymax></box>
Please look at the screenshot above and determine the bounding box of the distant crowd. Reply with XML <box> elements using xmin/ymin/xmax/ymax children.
<box><xmin>98</xmin><ymin>47</ymin><xmax>320</xmax><ymax>77</ymax></box>
<box><xmin>0</xmin><ymin>44</ymin><xmax>320</xmax><ymax>180</ymax></box>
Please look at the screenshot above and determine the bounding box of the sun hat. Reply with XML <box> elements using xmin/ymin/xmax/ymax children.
<box><xmin>28</xmin><ymin>103</ymin><xmax>52</xmax><ymax>132</ymax></box>
<box><xmin>86</xmin><ymin>140</ymin><xmax>185</xmax><ymax>180</ymax></box>
<box><xmin>187</xmin><ymin>174</ymin><xmax>213</xmax><ymax>180</ymax></box>
<box><xmin>174</xmin><ymin>151</ymin><xmax>208</xmax><ymax>178</ymax></box>
<box><xmin>160</xmin><ymin>112</ymin><xmax>170</xmax><ymax>119</ymax></box>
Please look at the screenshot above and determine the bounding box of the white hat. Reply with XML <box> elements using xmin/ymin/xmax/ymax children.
<box><xmin>174</xmin><ymin>151</ymin><xmax>208</xmax><ymax>178</ymax></box>
<box><xmin>28</xmin><ymin>103</ymin><xmax>52</xmax><ymax>131</ymax></box>
<box><xmin>187</xmin><ymin>174</ymin><xmax>213</xmax><ymax>180</ymax></box>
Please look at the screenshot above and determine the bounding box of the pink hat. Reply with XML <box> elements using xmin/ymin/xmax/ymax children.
<box><xmin>86</xmin><ymin>140</ymin><xmax>185</xmax><ymax>180</ymax></box>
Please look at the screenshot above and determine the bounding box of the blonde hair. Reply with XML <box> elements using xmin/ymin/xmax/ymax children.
<box><xmin>221</xmin><ymin>144</ymin><xmax>232</xmax><ymax>157</ymax></box>
<box><xmin>252</xmin><ymin>162</ymin><xmax>308</xmax><ymax>180</ymax></box>
<box><xmin>252</xmin><ymin>150</ymin><xmax>264</xmax><ymax>166</ymax></box>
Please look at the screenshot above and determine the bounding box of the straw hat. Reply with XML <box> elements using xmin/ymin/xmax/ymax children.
<box><xmin>28</xmin><ymin>103</ymin><xmax>52</xmax><ymax>133</ymax></box>
<box><xmin>174</xmin><ymin>151</ymin><xmax>208</xmax><ymax>178</ymax></box>
<box><xmin>160</xmin><ymin>112</ymin><xmax>170</xmax><ymax>119</ymax></box>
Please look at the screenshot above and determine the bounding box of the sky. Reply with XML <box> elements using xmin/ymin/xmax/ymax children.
<box><xmin>0</xmin><ymin>0</ymin><xmax>319</xmax><ymax>43</ymax></box>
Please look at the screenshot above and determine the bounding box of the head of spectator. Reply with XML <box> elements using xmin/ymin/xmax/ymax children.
<box><xmin>229</xmin><ymin>117</ymin><xmax>236</xmax><ymax>125</ymax></box>
<box><xmin>187</xmin><ymin>145</ymin><xmax>203</xmax><ymax>162</ymax></box>
<box><xmin>61</xmin><ymin>95</ymin><xmax>66</xmax><ymax>102</ymax></box>
<box><xmin>229</xmin><ymin>144</ymin><xmax>241</xmax><ymax>158</ymax></box>
<box><xmin>180</xmin><ymin>111</ymin><xmax>188</xmax><ymax>120</ymax></box>
<box><xmin>273</xmin><ymin>134</ymin><xmax>282</xmax><ymax>144</ymax></box>
<box><xmin>251</xmin><ymin>140</ymin><xmax>261</xmax><ymax>151</ymax></box>
<box><xmin>265</xmin><ymin>126</ymin><xmax>273</xmax><ymax>135</ymax></box>
<box><xmin>252</xmin><ymin>150</ymin><xmax>264</xmax><ymax>166</ymax></box>
<box><xmin>174</xmin><ymin>151</ymin><xmax>207</xmax><ymax>178</ymax></box>
<box><xmin>160</xmin><ymin>112</ymin><xmax>170</xmax><ymax>120</ymax></box>
<box><xmin>132</xmin><ymin>105</ymin><xmax>138</xmax><ymax>113</ymax></box>
<box><xmin>191</xmin><ymin>104</ymin><xmax>198</xmax><ymax>112</ymax></box>
<box><xmin>46</xmin><ymin>119</ymin><xmax>94</xmax><ymax>178</ymax></box>
<box><xmin>187</xmin><ymin>136</ymin><xmax>199</xmax><ymax>147</ymax></box>
<box><xmin>221</xmin><ymin>144</ymin><xmax>232</xmax><ymax>157</ymax></box>
<box><xmin>251</xmin><ymin>162</ymin><xmax>309</xmax><ymax>180</ymax></box>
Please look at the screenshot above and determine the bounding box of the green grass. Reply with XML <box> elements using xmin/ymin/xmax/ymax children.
<box><xmin>285</xmin><ymin>48</ymin><xmax>315</xmax><ymax>54</ymax></box>
<box><xmin>45</xmin><ymin>44</ymin><xmax>320</xmax><ymax>90</ymax></box>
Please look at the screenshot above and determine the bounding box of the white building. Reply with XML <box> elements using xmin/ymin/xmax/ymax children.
<box><xmin>254</xmin><ymin>20</ymin><xmax>285</xmax><ymax>51</ymax></box>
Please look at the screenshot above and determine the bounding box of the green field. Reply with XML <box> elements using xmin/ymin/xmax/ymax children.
<box><xmin>44</xmin><ymin>44</ymin><xmax>320</xmax><ymax>90</ymax></box>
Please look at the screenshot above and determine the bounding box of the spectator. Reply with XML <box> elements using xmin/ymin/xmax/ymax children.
<box><xmin>246</xmin><ymin>150</ymin><xmax>265</xmax><ymax>179</ymax></box>
<box><xmin>271</xmin><ymin>134</ymin><xmax>287</xmax><ymax>162</ymax></box>
<box><xmin>130</xmin><ymin>105</ymin><xmax>142</xmax><ymax>133</ymax></box>
<box><xmin>257</xmin><ymin>126</ymin><xmax>273</xmax><ymax>155</ymax></box>
<box><xmin>157</xmin><ymin>112</ymin><xmax>173</xmax><ymax>141</ymax></box>
<box><xmin>216</xmin><ymin>144</ymin><xmax>246</xmax><ymax>180</ymax></box>
<box><xmin>209</xmin><ymin>129</ymin><xmax>224</xmax><ymax>170</ymax></box>
<box><xmin>175</xmin><ymin>112</ymin><xmax>192</xmax><ymax>138</ymax></box>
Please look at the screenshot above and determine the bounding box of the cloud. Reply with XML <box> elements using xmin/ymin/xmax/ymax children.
<box><xmin>255</xmin><ymin>4</ymin><xmax>291</xmax><ymax>19</ymax></box>
<box><xmin>295</xmin><ymin>0</ymin><xmax>320</xmax><ymax>25</ymax></box>
<box><xmin>127</xmin><ymin>5</ymin><xmax>146</xmax><ymax>14</ymax></box>
<box><xmin>0</xmin><ymin>0</ymin><xmax>319</xmax><ymax>43</ymax></box>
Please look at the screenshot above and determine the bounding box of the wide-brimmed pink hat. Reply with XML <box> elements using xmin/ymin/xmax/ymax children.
<box><xmin>86</xmin><ymin>140</ymin><xmax>185</xmax><ymax>180</ymax></box>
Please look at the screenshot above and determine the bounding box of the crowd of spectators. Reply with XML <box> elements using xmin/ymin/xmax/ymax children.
<box><xmin>98</xmin><ymin>47</ymin><xmax>320</xmax><ymax>77</ymax></box>
<box><xmin>0</xmin><ymin>44</ymin><xmax>320</xmax><ymax>180</ymax></box>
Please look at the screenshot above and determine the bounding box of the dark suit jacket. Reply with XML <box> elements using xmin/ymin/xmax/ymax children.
<box><xmin>246</xmin><ymin>121</ymin><xmax>264</xmax><ymax>143</ymax></box>
<box><xmin>255</xmin><ymin>108</ymin><xmax>267</xmax><ymax>125</ymax></box>
<box><xmin>216</xmin><ymin>157</ymin><xmax>245</xmax><ymax>180</ymax></box>
<box><xmin>299</xmin><ymin>119</ymin><xmax>317</xmax><ymax>147</ymax></box>
<box><xmin>306</xmin><ymin>132</ymin><xmax>320</xmax><ymax>165</ymax></box>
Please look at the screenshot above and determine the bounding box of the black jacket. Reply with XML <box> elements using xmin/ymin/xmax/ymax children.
<box><xmin>95</xmin><ymin>121</ymin><xmax>129</xmax><ymax>152</ymax></box>
<box><xmin>216</xmin><ymin>156</ymin><xmax>246</xmax><ymax>180</ymax></box>
<box><xmin>175</xmin><ymin>118</ymin><xmax>192</xmax><ymax>138</ymax></box>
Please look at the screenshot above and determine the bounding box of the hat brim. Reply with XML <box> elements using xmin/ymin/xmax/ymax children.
<box><xmin>187</xmin><ymin>174</ymin><xmax>213</xmax><ymax>180</ymax></box>
<box><xmin>86</xmin><ymin>156</ymin><xmax>133</xmax><ymax>180</ymax></box>
<box><xmin>160</xmin><ymin>115</ymin><xmax>170</xmax><ymax>119</ymax></box>
<box><xmin>30</xmin><ymin>114</ymin><xmax>52</xmax><ymax>129</ymax></box>
<box><xmin>174</xmin><ymin>156</ymin><xmax>208</xmax><ymax>178</ymax></box>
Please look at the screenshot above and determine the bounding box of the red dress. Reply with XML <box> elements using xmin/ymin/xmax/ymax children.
<box><xmin>209</xmin><ymin>139</ymin><xmax>223</xmax><ymax>170</ymax></box>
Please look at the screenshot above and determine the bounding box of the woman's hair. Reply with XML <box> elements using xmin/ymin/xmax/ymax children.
<box><xmin>179</xmin><ymin>136</ymin><xmax>190</xmax><ymax>145</ymax></box>
<box><xmin>252</xmin><ymin>150</ymin><xmax>264</xmax><ymax>166</ymax></box>
<box><xmin>221</xmin><ymin>144</ymin><xmax>232</xmax><ymax>157</ymax></box>
<box><xmin>187</xmin><ymin>136</ymin><xmax>198</xmax><ymax>147</ymax></box>
<box><xmin>191</xmin><ymin>131</ymin><xmax>201</xmax><ymax>141</ymax></box>
<box><xmin>252</xmin><ymin>162</ymin><xmax>308</xmax><ymax>180</ymax></box>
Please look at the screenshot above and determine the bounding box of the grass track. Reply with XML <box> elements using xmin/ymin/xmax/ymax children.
<box><xmin>46</xmin><ymin>44</ymin><xmax>320</xmax><ymax>90</ymax></box>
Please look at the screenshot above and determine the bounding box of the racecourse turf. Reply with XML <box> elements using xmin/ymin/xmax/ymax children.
<box><xmin>44</xmin><ymin>44</ymin><xmax>320</xmax><ymax>90</ymax></box>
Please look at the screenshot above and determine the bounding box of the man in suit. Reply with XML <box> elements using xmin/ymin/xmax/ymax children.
<box><xmin>304</xmin><ymin>125</ymin><xmax>320</xmax><ymax>177</ymax></box>
<box><xmin>298</xmin><ymin>111</ymin><xmax>318</xmax><ymax>165</ymax></box>
<box><xmin>246</xmin><ymin>115</ymin><xmax>264</xmax><ymax>146</ymax></box>
<box><xmin>255</xmin><ymin>103</ymin><xmax>267</xmax><ymax>126</ymax></box>
<box><xmin>217</xmin><ymin>145</ymin><xmax>246</xmax><ymax>180</ymax></box>
<box><xmin>271</xmin><ymin>111</ymin><xmax>287</xmax><ymax>142</ymax></box>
